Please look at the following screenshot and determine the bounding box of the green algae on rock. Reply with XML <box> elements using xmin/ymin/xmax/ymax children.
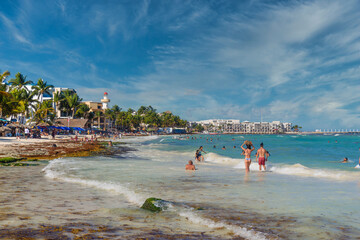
<box><xmin>0</xmin><ymin>157</ymin><xmax>25</xmax><ymax>163</ymax></box>
<box><xmin>141</xmin><ymin>198</ymin><xmax>167</xmax><ymax>212</ymax></box>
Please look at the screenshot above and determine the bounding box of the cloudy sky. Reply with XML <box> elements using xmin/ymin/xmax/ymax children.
<box><xmin>1</xmin><ymin>0</ymin><xmax>360</xmax><ymax>130</ymax></box>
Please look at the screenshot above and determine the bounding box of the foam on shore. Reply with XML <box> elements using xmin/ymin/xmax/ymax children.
<box><xmin>178</xmin><ymin>210</ymin><xmax>267</xmax><ymax>240</ymax></box>
<box><xmin>42</xmin><ymin>158</ymin><xmax>145</xmax><ymax>206</ymax></box>
<box><xmin>120</xmin><ymin>135</ymin><xmax>159</xmax><ymax>143</ymax></box>
<box><xmin>42</xmin><ymin>157</ymin><xmax>269</xmax><ymax>239</ymax></box>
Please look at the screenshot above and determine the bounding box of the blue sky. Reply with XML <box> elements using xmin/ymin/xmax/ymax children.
<box><xmin>1</xmin><ymin>0</ymin><xmax>360</xmax><ymax>130</ymax></box>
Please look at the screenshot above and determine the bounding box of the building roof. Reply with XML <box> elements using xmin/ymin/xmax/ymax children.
<box><xmin>55</xmin><ymin>118</ymin><xmax>89</xmax><ymax>128</ymax></box>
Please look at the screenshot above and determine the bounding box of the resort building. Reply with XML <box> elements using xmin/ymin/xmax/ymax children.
<box><xmin>82</xmin><ymin>92</ymin><xmax>112</xmax><ymax>130</ymax></box>
<box><xmin>192</xmin><ymin>119</ymin><xmax>293</xmax><ymax>134</ymax></box>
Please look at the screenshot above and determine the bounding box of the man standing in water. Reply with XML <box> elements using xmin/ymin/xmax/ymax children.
<box><xmin>256</xmin><ymin>143</ymin><xmax>269</xmax><ymax>171</ymax></box>
<box><xmin>241</xmin><ymin>141</ymin><xmax>255</xmax><ymax>173</ymax></box>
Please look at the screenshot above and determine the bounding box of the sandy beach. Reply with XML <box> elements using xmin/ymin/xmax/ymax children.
<box><xmin>0</xmin><ymin>136</ymin><xmax>102</xmax><ymax>158</ymax></box>
<box><xmin>0</xmin><ymin>137</ymin><xmax>227</xmax><ymax>240</ymax></box>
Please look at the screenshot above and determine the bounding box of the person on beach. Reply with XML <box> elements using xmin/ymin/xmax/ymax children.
<box><xmin>196</xmin><ymin>146</ymin><xmax>206</xmax><ymax>161</ymax></box>
<box><xmin>24</xmin><ymin>127</ymin><xmax>30</xmax><ymax>140</ymax></box>
<box><xmin>185</xmin><ymin>160</ymin><xmax>196</xmax><ymax>170</ymax></box>
<box><xmin>241</xmin><ymin>141</ymin><xmax>255</xmax><ymax>173</ymax></box>
<box><xmin>51</xmin><ymin>129</ymin><xmax>56</xmax><ymax>139</ymax></box>
<box><xmin>256</xmin><ymin>142</ymin><xmax>269</xmax><ymax>171</ymax></box>
<box><xmin>15</xmin><ymin>127</ymin><xmax>20</xmax><ymax>140</ymax></box>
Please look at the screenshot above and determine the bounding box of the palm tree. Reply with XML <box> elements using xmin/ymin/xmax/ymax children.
<box><xmin>8</xmin><ymin>72</ymin><xmax>33</xmax><ymax>90</ymax></box>
<box><xmin>32</xmin><ymin>100</ymin><xmax>55</xmax><ymax>124</ymax></box>
<box><xmin>10</xmin><ymin>88</ymin><xmax>38</xmax><ymax>121</ymax></box>
<box><xmin>32</xmin><ymin>78</ymin><xmax>54</xmax><ymax>103</ymax></box>
<box><xmin>0</xmin><ymin>70</ymin><xmax>11</xmax><ymax>117</ymax></box>
<box><xmin>0</xmin><ymin>70</ymin><xmax>10</xmax><ymax>85</ymax></box>
<box><xmin>75</xmin><ymin>103</ymin><xmax>90</xmax><ymax>119</ymax></box>
<box><xmin>95</xmin><ymin>111</ymin><xmax>103</xmax><ymax>129</ymax></box>
<box><xmin>65</xmin><ymin>93</ymin><xmax>82</xmax><ymax>119</ymax></box>
<box><xmin>52</xmin><ymin>91</ymin><xmax>64</xmax><ymax>118</ymax></box>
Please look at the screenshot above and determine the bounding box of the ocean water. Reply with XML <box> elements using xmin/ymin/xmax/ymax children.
<box><xmin>43</xmin><ymin>134</ymin><xmax>360</xmax><ymax>239</ymax></box>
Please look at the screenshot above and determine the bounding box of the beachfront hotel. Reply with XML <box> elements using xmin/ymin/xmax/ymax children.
<box><xmin>11</xmin><ymin>85</ymin><xmax>112</xmax><ymax>130</ymax></box>
<box><xmin>191</xmin><ymin>119</ymin><xmax>292</xmax><ymax>134</ymax></box>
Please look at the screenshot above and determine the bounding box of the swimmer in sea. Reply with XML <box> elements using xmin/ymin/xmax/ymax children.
<box><xmin>255</xmin><ymin>142</ymin><xmax>269</xmax><ymax>171</ymax></box>
<box><xmin>195</xmin><ymin>150</ymin><xmax>200</xmax><ymax>161</ymax></box>
<box><xmin>197</xmin><ymin>146</ymin><xmax>206</xmax><ymax>161</ymax></box>
<box><xmin>222</xmin><ymin>146</ymin><xmax>226</xmax><ymax>150</ymax></box>
<box><xmin>341</xmin><ymin>157</ymin><xmax>348</xmax><ymax>163</ymax></box>
<box><xmin>241</xmin><ymin>141</ymin><xmax>255</xmax><ymax>173</ymax></box>
<box><xmin>185</xmin><ymin>160</ymin><xmax>196</xmax><ymax>170</ymax></box>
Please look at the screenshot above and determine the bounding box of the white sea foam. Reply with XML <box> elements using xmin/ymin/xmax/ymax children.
<box><xmin>269</xmin><ymin>163</ymin><xmax>360</xmax><ymax>181</ymax></box>
<box><xmin>179</xmin><ymin>210</ymin><xmax>267</xmax><ymax>240</ymax></box>
<box><xmin>234</xmin><ymin>161</ymin><xmax>272</xmax><ymax>171</ymax></box>
<box><xmin>42</xmin><ymin>159</ymin><xmax>145</xmax><ymax>206</ymax></box>
<box><xmin>43</xmin><ymin>158</ymin><xmax>268</xmax><ymax>239</ymax></box>
<box><xmin>205</xmin><ymin>152</ymin><xmax>242</xmax><ymax>165</ymax></box>
<box><xmin>134</xmin><ymin>145</ymin><xmax>194</xmax><ymax>161</ymax></box>
<box><xmin>233</xmin><ymin>161</ymin><xmax>360</xmax><ymax>181</ymax></box>
<box><xmin>121</xmin><ymin>135</ymin><xmax>159</xmax><ymax>143</ymax></box>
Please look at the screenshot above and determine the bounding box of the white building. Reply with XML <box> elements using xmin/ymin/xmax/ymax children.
<box><xmin>193</xmin><ymin>119</ymin><xmax>292</xmax><ymax>133</ymax></box>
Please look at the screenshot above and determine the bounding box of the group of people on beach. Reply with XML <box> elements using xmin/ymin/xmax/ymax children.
<box><xmin>240</xmin><ymin>141</ymin><xmax>270</xmax><ymax>172</ymax></box>
<box><xmin>186</xmin><ymin>141</ymin><xmax>270</xmax><ymax>172</ymax></box>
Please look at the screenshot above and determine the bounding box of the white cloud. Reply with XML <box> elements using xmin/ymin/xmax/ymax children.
<box><xmin>0</xmin><ymin>13</ymin><xmax>32</xmax><ymax>45</ymax></box>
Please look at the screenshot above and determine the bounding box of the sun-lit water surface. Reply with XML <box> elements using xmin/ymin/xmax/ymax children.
<box><xmin>43</xmin><ymin>134</ymin><xmax>360</xmax><ymax>239</ymax></box>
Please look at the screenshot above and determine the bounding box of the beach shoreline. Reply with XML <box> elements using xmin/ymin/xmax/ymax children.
<box><xmin>0</xmin><ymin>136</ymin><xmax>236</xmax><ymax>240</ymax></box>
<box><xmin>0</xmin><ymin>136</ymin><xmax>109</xmax><ymax>162</ymax></box>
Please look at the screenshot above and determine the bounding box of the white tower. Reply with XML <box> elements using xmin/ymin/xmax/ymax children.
<box><xmin>101</xmin><ymin>92</ymin><xmax>110</xmax><ymax>110</ymax></box>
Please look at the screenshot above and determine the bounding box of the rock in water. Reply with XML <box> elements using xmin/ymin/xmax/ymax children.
<box><xmin>141</xmin><ymin>198</ymin><xmax>166</xmax><ymax>212</ymax></box>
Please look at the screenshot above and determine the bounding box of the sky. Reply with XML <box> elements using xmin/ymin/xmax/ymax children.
<box><xmin>1</xmin><ymin>0</ymin><xmax>360</xmax><ymax>130</ymax></box>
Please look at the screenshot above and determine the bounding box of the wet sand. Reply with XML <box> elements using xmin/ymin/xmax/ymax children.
<box><xmin>0</xmin><ymin>164</ymin><xmax>229</xmax><ymax>239</ymax></box>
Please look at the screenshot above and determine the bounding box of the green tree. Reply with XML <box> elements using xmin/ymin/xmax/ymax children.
<box><xmin>95</xmin><ymin>111</ymin><xmax>103</xmax><ymax>128</ymax></box>
<box><xmin>0</xmin><ymin>70</ymin><xmax>11</xmax><ymax>117</ymax></box>
<box><xmin>63</xmin><ymin>90</ymin><xmax>82</xmax><ymax>118</ymax></box>
<box><xmin>75</xmin><ymin>103</ymin><xmax>91</xmax><ymax>119</ymax></box>
<box><xmin>9</xmin><ymin>88</ymin><xmax>38</xmax><ymax>118</ymax></box>
<box><xmin>32</xmin><ymin>100</ymin><xmax>55</xmax><ymax>124</ymax></box>
<box><xmin>53</xmin><ymin>91</ymin><xmax>64</xmax><ymax>118</ymax></box>
<box><xmin>291</xmin><ymin>125</ymin><xmax>302</xmax><ymax>132</ymax></box>
<box><xmin>8</xmin><ymin>72</ymin><xmax>33</xmax><ymax>90</ymax></box>
<box><xmin>32</xmin><ymin>78</ymin><xmax>54</xmax><ymax>103</ymax></box>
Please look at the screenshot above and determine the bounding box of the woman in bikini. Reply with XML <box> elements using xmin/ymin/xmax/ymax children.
<box><xmin>241</xmin><ymin>141</ymin><xmax>255</xmax><ymax>173</ymax></box>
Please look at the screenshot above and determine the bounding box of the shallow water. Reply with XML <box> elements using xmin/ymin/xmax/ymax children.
<box><xmin>1</xmin><ymin>135</ymin><xmax>358</xmax><ymax>238</ymax></box>
<box><xmin>36</xmin><ymin>134</ymin><xmax>360</xmax><ymax>239</ymax></box>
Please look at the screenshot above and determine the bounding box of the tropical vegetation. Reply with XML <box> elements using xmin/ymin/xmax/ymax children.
<box><xmin>0</xmin><ymin>70</ymin><xmax>188</xmax><ymax>131</ymax></box>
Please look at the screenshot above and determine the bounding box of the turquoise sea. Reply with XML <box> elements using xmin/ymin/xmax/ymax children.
<box><xmin>43</xmin><ymin>134</ymin><xmax>360</xmax><ymax>239</ymax></box>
